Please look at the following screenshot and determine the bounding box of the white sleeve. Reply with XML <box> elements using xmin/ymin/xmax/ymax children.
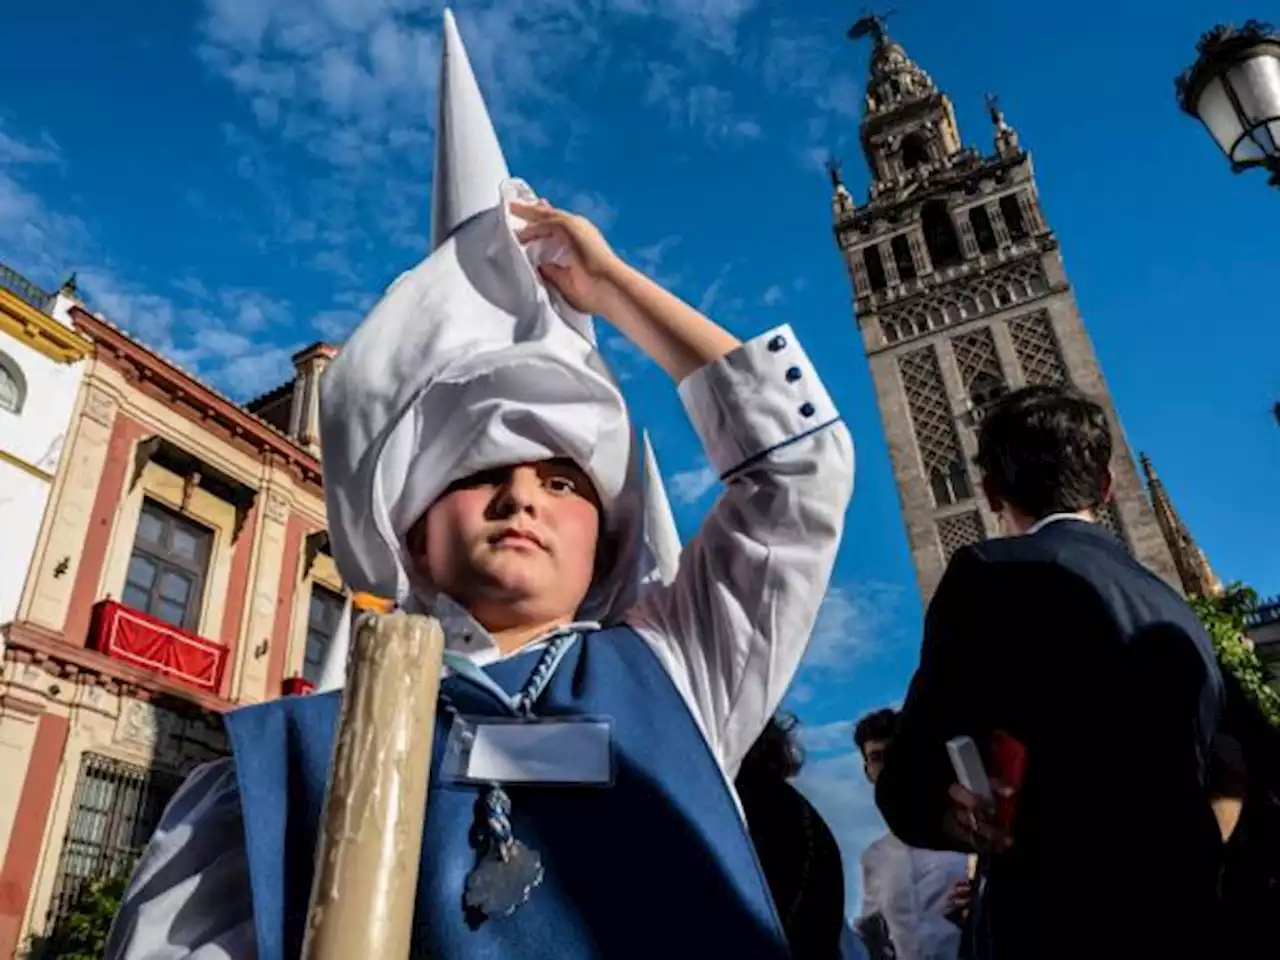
<box><xmin>105</xmin><ymin>759</ymin><xmax>256</xmax><ymax>960</ymax></box>
<box><xmin>624</xmin><ymin>324</ymin><xmax>855</xmax><ymax>776</ymax></box>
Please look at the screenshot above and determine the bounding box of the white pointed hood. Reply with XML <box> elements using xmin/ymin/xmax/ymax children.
<box><xmin>431</xmin><ymin>8</ymin><xmax>510</xmax><ymax>249</ymax></box>
<box><xmin>639</xmin><ymin>431</ymin><xmax>682</xmax><ymax>586</ymax></box>
<box><xmin>319</xmin><ymin>8</ymin><xmax>644</xmax><ymax>628</ymax></box>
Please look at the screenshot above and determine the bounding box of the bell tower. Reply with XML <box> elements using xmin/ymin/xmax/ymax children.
<box><xmin>831</xmin><ymin>16</ymin><xmax>1179</xmax><ymax>601</ymax></box>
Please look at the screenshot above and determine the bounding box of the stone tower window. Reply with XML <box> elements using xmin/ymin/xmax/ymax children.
<box><xmin>999</xmin><ymin>194</ymin><xmax>1029</xmax><ymax>241</ymax></box>
<box><xmin>899</xmin><ymin>346</ymin><xmax>972</xmax><ymax>509</ymax></box>
<box><xmin>891</xmin><ymin>235</ymin><xmax>917</xmax><ymax>282</ymax></box>
<box><xmin>930</xmin><ymin>461</ymin><xmax>973</xmax><ymax>507</ymax></box>
<box><xmin>952</xmin><ymin>326</ymin><xmax>1008</xmax><ymax>417</ymax></box>
<box><xmin>864</xmin><ymin>245</ymin><xmax>888</xmax><ymax>291</ymax></box>
<box><xmin>921</xmin><ymin>201</ymin><xmax>962</xmax><ymax>269</ymax></box>
<box><xmin>1009</xmin><ymin>311</ymin><xmax>1069</xmax><ymax>385</ymax></box>
<box><xmin>969</xmin><ymin>206</ymin><xmax>998</xmax><ymax>254</ymax></box>
<box><xmin>901</xmin><ymin>131</ymin><xmax>929</xmax><ymax>170</ymax></box>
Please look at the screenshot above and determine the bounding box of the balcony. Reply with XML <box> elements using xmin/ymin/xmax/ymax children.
<box><xmin>88</xmin><ymin>600</ymin><xmax>228</xmax><ymax>694</ymax></box>
<box><xmin>282</xmin><ymin>675</ymin><xmax>315</xmax><ymax>697</ymax></box>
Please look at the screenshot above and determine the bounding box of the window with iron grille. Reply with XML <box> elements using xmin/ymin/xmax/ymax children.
<box><xmin>899</xmin><ymin>346</ymin><xmax>973</xmax><ymax>510</ymax></box>
<box><xmin>1009</xmin><ymin>311</ymin><xmax>1070</xmax><ymax>387</ymax></box>
<box><xmin>937</xmin><ymin>511</ymin><xmax>986</xmax><ymax>559</ymax></box>
<box><xmin>951</xmin><ymin>326</ymin><xmax>1008</xmax><ymax>417</ymax></box>
<box><xmin>46</xmin><ymin>753</ymin><xmax>182</xmax><ymax>929</ymax></box>
<box><xmin>123</xmin><ymin>499</ymin><xmax>213</xmax><ymax>631</ymax></box>
<box><xmin>303</xmin><ymin>584</ymin><xmax>345</xmax><ymax>684</ymax></box>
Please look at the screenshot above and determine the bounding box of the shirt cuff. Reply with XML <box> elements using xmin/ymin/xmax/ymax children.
<box><xmin>677</xmin><ymin>324</ymin><xmax>841</xmax><ymax>477</ymax></box>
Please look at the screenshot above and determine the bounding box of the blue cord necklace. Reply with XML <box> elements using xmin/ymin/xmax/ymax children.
<box><xmin>441</xmin><ymin>630</ymin><xmax>579</xmax><ymax>919</ymax></box>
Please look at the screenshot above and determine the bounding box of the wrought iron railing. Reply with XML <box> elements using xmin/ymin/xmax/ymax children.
<box><xmin>0</xmin><ymin>262</ymin><xmax>52</xmax><ymax>312</ymax></box>
<box><xmin>45</xmin><ymin>753</ymin><xmax>182</xmax><ymax>929</ymax></box>
<box><xmin>1245</xmin><ymin>596</ymin><xmax>1280</xmax><ymax>630</ymax></box>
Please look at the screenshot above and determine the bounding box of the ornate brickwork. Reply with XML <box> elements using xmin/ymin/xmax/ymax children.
<box><xmin>938</xmin><ymin>511</ymin><xmax>985</xmax><ymax>559</ymax></box>
<box><xmin>880</xmin><ymin>258</ymin><xmax>1049</xmax><ymax>345</ymax></box>
<box><xmin>1009</xmin><ymin>310</ymin><xmax>1068</xmax><ymax>385</ymax></box>
<box><xmin>899</xmin><ymin>346</ymin><xmax>961</xmax><ymax>474</ymax></box>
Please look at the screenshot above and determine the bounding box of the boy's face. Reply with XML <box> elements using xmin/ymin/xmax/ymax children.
<box><xmin>409</xmin><ymin>459</ymin><xmax>602</xmax><ymax>632</ymax></box>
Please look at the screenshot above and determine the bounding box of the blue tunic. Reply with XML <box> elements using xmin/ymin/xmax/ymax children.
<box><xmin>224</xmin><ymin>625</ymin><xmax>791</xmax><ymax>959</ymax></box>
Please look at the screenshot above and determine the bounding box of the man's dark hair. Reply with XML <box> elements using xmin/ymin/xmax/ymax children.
<box><xmin>854</xmin><ymin>708</ymin><xmax>899</xmax><ymax>752</ymax></box>
<box><xmin>975</xmin><ymin>384</ymin><xmax>1112</xmax><ymax>519</ymax></box>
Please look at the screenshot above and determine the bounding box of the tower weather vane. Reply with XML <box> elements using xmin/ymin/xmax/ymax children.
<box><xmin>848</xmin><ymin>9</ymin><xmax>895</xmax><ymax>42</ymax></box>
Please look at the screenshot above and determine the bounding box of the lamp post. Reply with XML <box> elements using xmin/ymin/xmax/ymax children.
<box><xmin>1175</xmin><ymin>20</ymin><xmax>1280</xmax><ymax>187</ymax></box>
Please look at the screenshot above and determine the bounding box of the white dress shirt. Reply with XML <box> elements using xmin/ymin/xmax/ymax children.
<box><xmin>859</xmin><ymin>833</ymin><xmax>967</xmax><ymax>960</ymax></box>
<box><xmin>104</xmin><ymin>326</ymin><xmax>855</xmax><ymax>959</ymax></box>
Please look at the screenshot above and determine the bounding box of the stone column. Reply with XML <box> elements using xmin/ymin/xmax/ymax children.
<box><xmin>956</xmin><ymin>214</ymin><xmax>980</xmax><ymax>259</ymax></box>
<box><xmin>907</xmin><ymin>227</ymin><xmax>932</xmax><ymax>276</ymax></box>
<box><xmin>879</xmin><ymin>240</ymin><xmax>901</xmax><ymax>285</ymax></box>
<box><xmin>848</xmin><ymin>249</ymin><xmax>871</xmax><ymax>298</ymax></box>
<box><xmin>986</xmin><ymin>201</ymin><xmax>1012</xmax><ymax>247</ymax></box>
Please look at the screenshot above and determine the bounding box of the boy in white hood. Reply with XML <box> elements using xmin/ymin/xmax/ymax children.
<box><xmin>106</xmin><ymin>11</ymin><xmax>853</xmax><ymax>960</ymax></box>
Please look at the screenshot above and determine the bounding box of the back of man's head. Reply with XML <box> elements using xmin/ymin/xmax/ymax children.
<box><xmin>975</xmin><ymin>384</ymin><xmax>1112</xmax><ymax>522</ymax></box>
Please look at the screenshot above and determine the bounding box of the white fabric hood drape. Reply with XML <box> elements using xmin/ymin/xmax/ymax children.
<box><xmin>317</xmin><ymin>8</ymin><xmax>681</xmax><ymax>635</ymax></box>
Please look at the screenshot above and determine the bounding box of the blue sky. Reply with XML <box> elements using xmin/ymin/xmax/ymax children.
<box><xmin>3</xmin><ymin>0</ymin><xmax>1278</xmax><ymax>918</ymax></box>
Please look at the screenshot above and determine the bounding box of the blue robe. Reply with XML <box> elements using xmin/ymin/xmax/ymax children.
<box><xmin>224</xmin><ymin>625</ymin><xmax>791</xmax><ymax>959</ymax></box>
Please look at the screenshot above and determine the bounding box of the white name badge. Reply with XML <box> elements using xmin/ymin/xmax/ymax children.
<box><xmin>441</xmin><ymin>715</ymin><xmax>615</xmax><ymax>787</ymax></box>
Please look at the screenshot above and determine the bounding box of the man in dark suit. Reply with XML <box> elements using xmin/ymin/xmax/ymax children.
<box><xmin>875</xmin><ymin>385</ymin><xmax>1224</xmax><ymax>959</ymax></box>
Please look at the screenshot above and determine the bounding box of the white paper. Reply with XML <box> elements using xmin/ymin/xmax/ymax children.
<box><xmin>466</xmin><ymin>720</ymin><xmax>612</xmax><ymax>785</ymax></box>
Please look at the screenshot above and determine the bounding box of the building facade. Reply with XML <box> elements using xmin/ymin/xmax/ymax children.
<box><xmin>0</xmin><ymin>269</ymin><xmax>344</xmax><ymax>956</ymax></box>
<box><xmin>830</xmin><ymin>18</ymin><xmax>1179</xmax><ymax>601</ymax></box>
<box><xmin>0</xmin><ymin>270</ymin><xmax>92</xmax><ymax>626</ymax></box>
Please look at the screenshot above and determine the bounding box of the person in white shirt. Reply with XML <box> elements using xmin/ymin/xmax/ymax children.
<box><xmin>855</xmin><ymin>709</ymin><xmax>969</xmax><ymax>960</ymax></box>
<box><xmin>103</xmin><ymin>11</ymin><xmax>854</xmax><ymax>959</ymax></box>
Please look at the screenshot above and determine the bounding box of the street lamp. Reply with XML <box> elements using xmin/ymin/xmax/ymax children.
<box><xmin>1175</xmin><ymin>20</ymin><xmax>1280</xmax><ymax>186</ymax></box>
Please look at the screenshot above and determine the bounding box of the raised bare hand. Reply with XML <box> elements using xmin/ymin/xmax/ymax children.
<box><xmin>510</xmin><ymin>200</ymin><xmax>622</xmax><ymax>316</ymax></box>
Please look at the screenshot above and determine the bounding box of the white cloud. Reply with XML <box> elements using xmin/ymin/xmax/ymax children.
<box><xmin>608</xmin><ymin>0</ymin><xmax>754</xmax><ymax>53</ymax></box>
<box><xmin>669</xmin><ymin>462</ymin><xmax>719</xmax><ymax>504</ymax></box>
<box><xmin>802</xmin><ymin>581</ymin><xmax>904</xmax><ymax>671</ymax></box>
<box><xmin>219</xmin><ymin>344</ymin><xmax>305</xmax><ymax>398</ymax></box>
<box><xmin>567</xmin><ymin>190</ymin><xmax>617</xmax><ymax>231</ymax></box>
<box><xmin>0</xmin><ymin>128</ymin><xmax>61</xmax><ymax>166</ymax></box>
<box><xmin>697</xmin><ymin>262</ymin><xmax>732</xmax><ymax>314</ymax></box>
<box><xmin>762</xmin><ymin>284</ymin><xmax>784</xmax><ymax>305</ymax></box>
<box><xmin>645</xmin><ymin>66</ymin><xmax>761</xmax><ymax>143</ymax></box>
<box><xmin>798</xmin><ymin>718</ymin><xmax>855</xmax><ymax>754</ymax></box>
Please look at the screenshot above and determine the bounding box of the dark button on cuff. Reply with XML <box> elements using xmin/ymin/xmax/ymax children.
<box><xmin>767</xmin><ymin>335</ymin><xmax>787</xmax><ymax>352</ymax></box>
<box><xmin>785</xmin><ymin>366</ymin><xmax>802</xmax><ymax>383</ymax></box>
<box><xmin>799</xmin><ymin>401</ymin><xmax>816</xmax><ymax>418</ymax></box>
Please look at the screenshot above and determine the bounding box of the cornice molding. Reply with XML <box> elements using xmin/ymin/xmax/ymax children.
<box><xmin>0</xmin><ymin>288</ymin><xmax>92</xmax><ymax>365</ymax></box>
<box><xmin>3</xmin><ymin>619</ymin><xmax>234</xmax><ymax>715</ymax></box>
<box><xmin>72</xmin><ymin>306</ymin><xmax>323</xmax><ymax>495</ymax></box>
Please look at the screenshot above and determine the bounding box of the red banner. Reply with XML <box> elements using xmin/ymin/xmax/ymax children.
<box><xmin>90</xmin><ymin>600</ymin><xmax>227</xmax><ymax>693</ymax></box>
<box><xmin>282</xmin><ymin>675</ymin><xmax>315</xmax><ymax>697</ymax></box>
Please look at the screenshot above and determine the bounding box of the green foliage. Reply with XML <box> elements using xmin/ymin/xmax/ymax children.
<box><xmin>25</xmin><ymin>871</ymin><xmax>129</xmax><ymax>960</ymax></box>
<box><xmin>1189</xmin><ymin>582</ymin><xmax>1280</xmax><ymax>728</ymax></box>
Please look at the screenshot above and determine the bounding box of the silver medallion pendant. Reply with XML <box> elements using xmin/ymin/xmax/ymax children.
<box><xmin>464</xmin><ymin>839</ymin><xmax>545</xmax><ymax>918</ymax></box>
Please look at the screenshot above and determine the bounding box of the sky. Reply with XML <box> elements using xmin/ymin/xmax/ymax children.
<box><xmin>3</xmin><ymin>0</ymin><xmax>1278</xmax><ymax>920</ymax></box>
